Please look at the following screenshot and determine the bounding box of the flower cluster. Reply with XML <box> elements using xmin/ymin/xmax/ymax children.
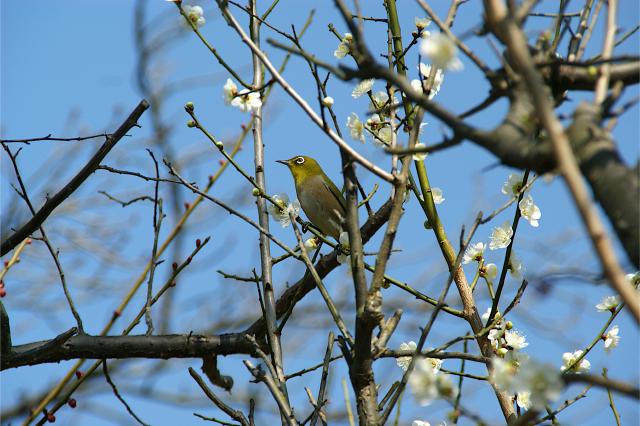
<box><xmin>334</xmin><ymin>33</ymin><xmax>353</xmax><ymax>59</ymax></box>
<box><xmin>182</xmin><ymin>4</ymin><xmax>205</xmax><ymax>28</ymax></box>
<box><xmin>490</xmin><ymin>354</ymin><xmax>563</xmax><ymax>410</ymax></box>
<box><xmin>223</xmin><ymin>79</ymin><xmax>262</xmax><ymax>112</ymax></box>
<box><xmin>396</xmin><ymin>342</ymin><xmax>454</xmax><ymax>406</ymax></box>
<box><xmin>267</xmin><ymin>194</ymin><xmax>300</xmax><ymax>228</ymax></box>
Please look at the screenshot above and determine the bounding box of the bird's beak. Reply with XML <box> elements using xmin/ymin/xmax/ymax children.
<box><xmin>276</xmin><ymin>159</ymin><xmax>288</xmax><ymax>166</ymax></box>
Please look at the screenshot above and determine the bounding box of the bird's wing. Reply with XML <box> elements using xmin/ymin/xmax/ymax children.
<box><xmin>322</xmin><ymin>176</ymin><xmax>347</xmax><ymax>214</ymax></box>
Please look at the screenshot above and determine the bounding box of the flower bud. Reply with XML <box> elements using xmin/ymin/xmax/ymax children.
<box><xmin>321</xmin><ymin>96</ymin><xmax>334</xmax><ymax>107</ymax></box>
<box><xmin>185</xmin><ymin>102</ymin><xmax>194</xmax><ymax>112</ymax></box>
<box><xmin>252</xmin><ymin>188</ymin><xmax>261</xmax><ymax>196</ymax></box>
<box><xmin>187</xmin><ymin>120</ymin><xmax>196</xmax><ymax>128</ymax></box>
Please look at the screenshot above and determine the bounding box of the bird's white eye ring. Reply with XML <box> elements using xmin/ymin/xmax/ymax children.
<box><xmin>295</xmin><ymin>156</ymin><xmax>305</xmax><ymax>165</ymax></box>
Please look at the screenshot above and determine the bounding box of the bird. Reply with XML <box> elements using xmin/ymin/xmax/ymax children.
<box><xmin>276</xmin><ymin>155</ymin><xmax>346</xmax><ymax>240</ymax></box>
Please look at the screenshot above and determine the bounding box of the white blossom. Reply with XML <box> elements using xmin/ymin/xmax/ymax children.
<box><xmin>516</xmin><ymin>391</ymin><xmax>532</xmax><ymax>410</ymax></box>
<box><xmin>412</xmin><ymin>421</ymin><xmax>430</xmax><ymax>426</ymax></box>
<box><xmin>267</xmin><ymin>194</ymin><xmax>300</xmax><ymax>228</ymax></box>
<box><xmin>604</xmin><ymin>325</ymin><xmax>620</xmax><ymax>353</ymax></box>
<box><xmin>505</xmin><ymin>329</ymin><xmax>528</xmax><ymax>350</ymax></box>
<box><xmin>502</xmin><ymin>173</ymin><xmax>525</xmax><ymax>196</ymax></box>
<box><xmin>419</xmin><ymin>63</ymin><xmax>445</xmax><ymax>99</ymax></box>
<box><xmin>626</xmin><ymin>271</ymin><xmax>640</xmax><ymax>288</ymax></box>
<box><xmin>488</xmin><ymin>329</ymin><xmax>503</xmax><ymax>350</ymax></box>
<box><xmin>463</xmin><ymin>242</ymin><xmax>485</xmax><ymax>264</ymax></box>
<box><xmin>365</xmin><ymin>114</ymin><xmax>392</xmax><ymax>146</ymax></box>
<box><xmin>519</xmin><ymin>195</ymin><xmax>541</xmax><ymax>227</ymax></box>
<box><xmin>231</xmin><ymin>89</ymin><xmax>262</xmax><ymax>112</ymax></box>
<box><xmin>321</xmin><ymin>96</ymin><xmax>334</xmax><ymax>107</ymax></box>
<box><xmin>369</xmin><ymin>91</ymin><xmax>389</xmax><ymax>112</ymax></box>
<box><xmin>397</xmin><ymin>341</ymin><xmax>417</xmax><ymax>371</ymax></box>
<box><xmin>561</xmin><ymin>350</ymin><xmax>591</xmax><ymax>373</ymax></box>
<box><xmin>337</xmin><ymin>231</ymin><xmax>351</xmax><ymax>265</ymax></box>
<box><xmin>352</xmin><ymin>78</ymin><xmax>375</xmax><ymax>98</ymax></box>
<box><xmin>346</xmin><ymin>113</ymin><xmax>366</xmax><ymax>143</ymax></box>
<box><xmin>489</xmin><ymin>221</ymin><xmax>513</xmax><ymax>250</ymax></box>
<box><xmin>490</xmin><ymin>356</ymin><xmax>517</xmax><ymax>390</ymax></box>
<box><xmin>596</xmin><ymin>295</ymin><xmax>620</xmax><ymax>312</ymax></box>
<box><xmin>414</xmin><ymin>17</ymin><xmax>431</xmax><ymax>30</ymax></box>
<box><xmin>303</xmin><ymin>237</ymin><xmax>319</xmax><ymax>251</ymax></box>
<box><xmin>409</xmin><ymin>358</ymin><xmax>457</xmax><ymax>406</ymax></box>
<box><xmin>508</xmin><ymin>252</ymin><xmax>524</xmax><ymax>279</ymax></box>
<box><xmin>419</xmin><ymin>33</ymin><xmax>463</xmax><ymax>71</ymax></box>
<box><xmin>334</xmin><ymin>33</ymin><xmax>352</xmax><ymax>58</ymax></box>
<box><xmin>431</xmin><ymin>188</ymin><xmax>444</xmax><ymax>205</ymax></box>
<box><xmin>413</xmin><ymin>142</ymin><xmax>428</xmax><ymax>161</ymax></box>
<box><xmin>182</xmin><ymin>4</ymin><xmax>205</xmax><ymax>27</ymax></box>
<box><xmin>223</xmin><ymin>78</ymin><xmax>238</xmax><ymax>105</ymax></box>
<box><xmin>511</xmin><ymin>357</ymin><xmax>562</xmax><ymax>410</ymax></box>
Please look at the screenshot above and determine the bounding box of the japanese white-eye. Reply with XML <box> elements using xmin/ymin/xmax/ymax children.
<box><xmin>277</xmin><ymin>156</ymin><xmax>346</xmax><ymax>240</ymax></box>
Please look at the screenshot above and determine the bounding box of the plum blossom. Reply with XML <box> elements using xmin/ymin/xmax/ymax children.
<box><xmin>267</xmin><ymin>194</ymin><xmax>300</xmax><ymax>228</ymax></box>
<box><xmin>519</xmin><ymin>195</ymin><xmax>541</xmax><ymax>227</ymax></box>
<box><xmin>420</xmin><ymin>33</ymin><xmax>463</xmax><ymax>71</ymax></box>
<box><xmin>346</xmin><ymin>113</ymin><xmax>365</xmax><ymax>143</ymax></box>
<box><xmin>489</xmin><ymin>221</ymin><xmax>513</xmax><ymax>250</ymax></box>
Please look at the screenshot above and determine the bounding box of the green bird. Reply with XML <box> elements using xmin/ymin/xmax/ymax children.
<box><xmin>277</xmin><ymin>155</ymin><xmax>346</xmax><ymax>240</ymax></box>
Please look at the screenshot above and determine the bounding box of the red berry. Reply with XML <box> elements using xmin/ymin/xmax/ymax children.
<box><xmin>68</xmin><ymin>398</ymin><xmax>77</xmax><ymax>408</ymax></box>
<box><xmin>0</xmin><ymin>288</ymin><xmax>6</xmax><ymax>298</ymax></box>
<box><xmin>47</xmin><ymin>412</ymin><xmax>56</xmax><ymax>422</ymax></box>
<box><xmin>196</xmin><ymin>239</ymin><xmax>201</xmax><ymax>248</ymax></box>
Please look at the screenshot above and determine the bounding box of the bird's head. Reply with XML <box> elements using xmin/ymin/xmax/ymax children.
<box><xmin>276</xmin><ymin>155</ymin><xmax>323</xmax><ymax>184</ymax></box>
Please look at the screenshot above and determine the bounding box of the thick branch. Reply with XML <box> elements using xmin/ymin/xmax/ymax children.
<box><xmin>2</xmin><ymin>333</ymin><xmax>254</xmax><ymax>370</ymax></box>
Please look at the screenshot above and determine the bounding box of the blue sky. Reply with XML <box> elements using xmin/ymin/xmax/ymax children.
<box><xmin>1</xmin><ymin>1</ymin><xmax>639</xmax><ymax>425</ymax></box>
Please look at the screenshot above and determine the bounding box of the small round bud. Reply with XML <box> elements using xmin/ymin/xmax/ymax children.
<box><xmin>172</xmin><ymin>262</ymin><xmax>178</xmax><ymax>271</ymax></box>
<box><xmin>68</xmin><ymin>399</ymin><xmax>77</xmax><ymax>409</ymax></box>
<box><xmin>46</xmin><ymin>413</ymin><xmax>56</xmax><ymax>423</ymax></box>
<box><xmin>0</xmin><ymin>280</ymin><xmax>4</xmax><ymax>288</ymax></box>
<box><xmin>252</xmin><ymin>188</ymin><xmax>261</xmax><ymax>196</ymax></box>
<box><xmin>196</xmin><ymin>239</ymin><xmax>202</xmax><ymax>248</ymax></box>
<box><xmin>75</xmin><ymin>371</ymin><xmax>84</xmax><ymax>379</ymax></box>
<box><xmin>505</xmin><ymin>321</ymin><xmax>513</xmax><ymax>330</ymax></box>
<box><xmin>587</xmin><ymin>66</ymin><xmax>598</xmax><ymax>77</ymax></box>
<box><xmin>0</xmin><ymin>288</ymin><xmax>6</xmax><ymax>298</ymax></box>
<box><xmin>184</xmin><ymin>202</ymin><xmax>190</xmax><ymax>210</ymax></box>
<box><xmin>423</xmin><ymin>219</ymin><xmax>433</xmax><ymax>229</ymax></box>
<box><xmin>218</xmin><ymin>159</ymin><xmax>226</xmax><ymax>166</ymax></box>
<box><xmin>185</xmin><ymin>102</ymin><xmax>194</xmax><ymax>112</ymax></box>
<box><xmin>494</xmin><ymin>311</ymin><xmax>502</xmax><ymax>321</ymax></box>
<box><xmin>187</xmin><ymin>120</ymin><xmax>196</xmax><ymax>128</ymax></box>
<box><xmin>321</xmin><ymin>96</ymin><xmax>334</xmax><ymax>107</ymax></box>
<box><xmin>215</xmin><ymin>141</ymin><xmax>224</xmax><ymax>149</ymax></box>
<box><xmin>497</xmin><ymin>347</ymin><xmax>509</xmax><ymax>357</ymax></box>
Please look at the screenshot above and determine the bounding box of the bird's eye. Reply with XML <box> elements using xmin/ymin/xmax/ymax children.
<box><xmin>295</xmin><ymin>156</ymin><xmax>305</xmax><ymax>165</ymax></box>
